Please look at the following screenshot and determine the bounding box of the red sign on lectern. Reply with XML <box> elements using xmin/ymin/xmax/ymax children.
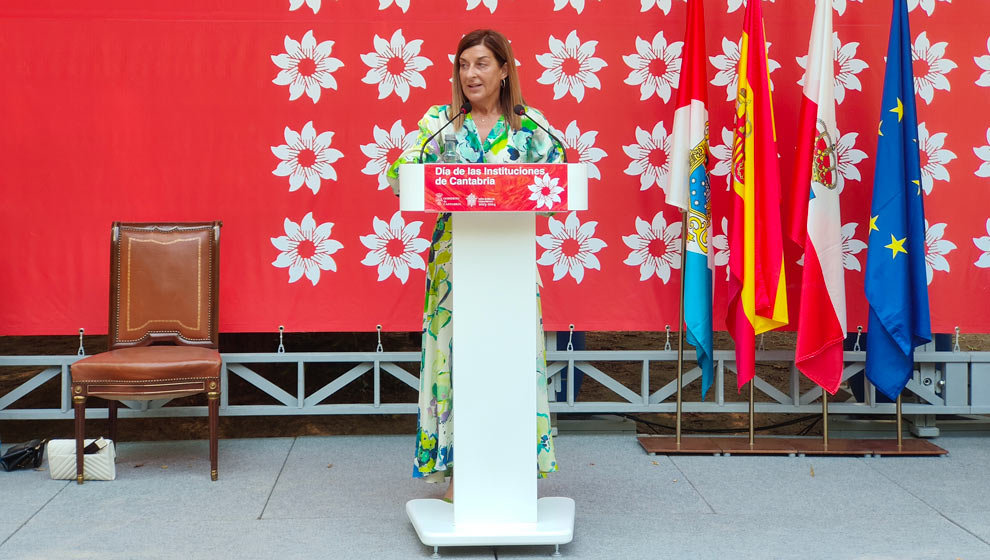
<box><xmin>424</xmin><ymin>164</ymin><xmax>568</xmax><ymax>212</ymax></box>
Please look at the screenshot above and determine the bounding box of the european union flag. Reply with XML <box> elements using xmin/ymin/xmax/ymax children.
<box><xmin>864</xmin><ymin>0</ymin><xmax>931</xmax><ymax>402</ymax></box>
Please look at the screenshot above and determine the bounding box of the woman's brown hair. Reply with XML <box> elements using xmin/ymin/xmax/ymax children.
<box><xmin>450</xmin><ymin>29</ymin><xmax>523</xmax><ymax>131</ymax></box>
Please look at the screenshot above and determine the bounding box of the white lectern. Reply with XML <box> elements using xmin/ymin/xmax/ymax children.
<box><xmin>399</xmin><ymin>163</ymin><xmax>587</xmax><ymax>557</ymax></box>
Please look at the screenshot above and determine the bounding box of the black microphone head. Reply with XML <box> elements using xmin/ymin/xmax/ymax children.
<box><xmin>513</xmin><ymin>104</ymin><xmax>526</xmax><ymax>116</ymax></box>
<box><xmin>460</xmin><ymin>101</ymin><xmax>472</xmax><ymax>114</ymax></box>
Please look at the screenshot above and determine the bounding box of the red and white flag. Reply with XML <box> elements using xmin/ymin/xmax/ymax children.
<box><xmin>788</xmin><ymin>0</ymin><xmax>846</xmax><ymax>394</ymax></box>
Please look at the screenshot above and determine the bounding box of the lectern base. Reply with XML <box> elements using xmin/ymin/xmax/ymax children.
<box><xmin>406</xmin><ymin>497</ymin><xmax>575</xmax><ymax>548</ymax></box>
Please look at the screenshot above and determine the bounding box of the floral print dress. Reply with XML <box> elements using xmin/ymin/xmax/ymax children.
<box><xmin>387</xmin><ymin>104</ymin><xmax>562</xmax><ymax>481</ymax></box>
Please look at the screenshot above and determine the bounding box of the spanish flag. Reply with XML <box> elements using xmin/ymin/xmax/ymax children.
<box><xmin>726</xmin><ymin>0</ymin><xmax>788</xmax><ymax>391</ymax></box>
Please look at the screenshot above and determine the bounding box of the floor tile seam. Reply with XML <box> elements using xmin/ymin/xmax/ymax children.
<box><xmin>938</xmin><ymin>511</ymin><xmax>990</xmax><ymax>548</ymax></box>
<box><xmin>0</xmin><ymin>480</ymin><xmax>71</xmax><ymax>549</ymax></box>
<box><xmin>667</xmin><ymin>455</ymin><xmax>717</xmax><ymax>514</ymax></box>
<box><xmin>259</xmin><ymin>436</ymin><xmax>298</xmax><ymax>520</ymax></box>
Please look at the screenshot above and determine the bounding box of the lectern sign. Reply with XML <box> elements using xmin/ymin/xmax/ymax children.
<box><xmin>424</xmin><ymin>164</ymin><xmax>568</xmax><ymax>212</ymax></box>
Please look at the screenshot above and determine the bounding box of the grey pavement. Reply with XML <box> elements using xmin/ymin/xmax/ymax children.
<box><xmin>1</xmin><ymin>434</ymin><xmax>989</xmax><ymax>559</ymax></box>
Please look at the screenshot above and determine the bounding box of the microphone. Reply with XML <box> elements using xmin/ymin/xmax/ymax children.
<box><xmin>513</xmin><ymin>105</ymin><xmax>567</xmax><ymax>163</ymax></box>
<box><xmin>418</xmin><ymin>102</ymin><xmax>472</xmax><ymax>164</ymax></box>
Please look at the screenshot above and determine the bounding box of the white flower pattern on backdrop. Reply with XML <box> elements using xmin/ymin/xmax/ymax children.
<box><xmin>288</xmin><ymin>0</ymin><xmax>320</xmax><ymax>14</ymax></box>
<box><xmin>712</xmin><ymin>216</ymin><xmax>730</xmax><ymax>281</ymax></box>
<box><xmin>912</xmin><ymin>31</ymin><xmax>956</xmax><ymax>105</ymax></box>
<box><xmin>831</xmin><ymin>0</ymin><xmax>863</xmax><ymax>16</ymax></box>
<box><xmin>907</xmin><ymin>0</ymin><xmax>950</xmax><ymax>16</ymax></box>
<box><xmin>537</xmin><ymin>211</ymin><xmax>608</xmax><ymax>283</ymax></box>
<box><xmin>359</xmin><ymin>211</ymin><xmax>430</xmax><ymax>284</ymax></box>
<box><xmin>361</xmin><ymin>30</ymin><xmax>433</xmax><ymax>102</ymax></box>
<box><xmin>709</xmin><ymin>126</ymin><xmax>734</xmax><ymax>191</ymax></box>
<box><xmin>466</xmin><ymin>0</ymin><xmax>498</xmax><ymax>13</ymax></box>
<box><xmin>710</xmin><ymin>37</ymin><xmax>781</xmax><ymax>102</ymax></box>
<box><xmin>726</xmin><ymin>0</ymin><xmax>774</xmax><ymax>14</ymax></box>
<box><xmin>553</xmin><ymin>0</ymin><xmax>586</xmax><ymax>13</ymax></box>
<box><xmin>976</xmin><ymin>38</ymin><xmax>990</xmax><ymax>88</ymax></box>
<box><xmin>975</xmin><ymin>128</ymin><xmax>990</xmax><ymax>178</ymax></box>
<box><xmin>918</xmin><ymin>122</ymin><xmax>957</xmax><ymax>196</ymax></box>
<box><xmin>271</xmin><ymin>121</ymin><xmax>344</xmax><ymax>195</ymax></box>
<box><xmin>272</xmin><ymin>30</ymin><xmax>344</xmax><ymax>103</ymax></box>
<box><xmin>271</xmin><ymin>213</ymin><xmax>343</xmax><ymax>286</ymax></box>
<box><xmin>834</xmin><ymin>131</ymin><xmax>868</xmax><ymax>194</ymax></box>
<box><xmin>924</xmin><ymin>220</ymin><xmax>956</xmax><ymax>285</ymax></box>
<box><xmin>974</xmin><ymin>219</ymin><xmax>990</xmax><ymax>268</ymax></box>
<box><xmin>536</xmin><ymin>30</ymin><xmax>608</xmax><ymax>102</ymax></box>
<box><xmin>640</xmin><ymin>0</ymin><xmax>681</xmax><ymax>15</ymax></box>
<box><xmin>623</xmin><ymin>31</ymin><xmax>683</xmax><ymax>103</ymax></box>
<box><xmin>623</xmin><ymin>122</ymin><xmax>672</xmax><ymax>192</ymax></box>
<box><xmin>360</xmin><ymin>120</ymin><xmax>418</xmax><ymax>191</ymax></box>
<box><xmin>839</xmin><ymin>222</ymin><xmax>869</xmax><ymax>272</ymax></box>
<box><xmin>528</xmin><ymin>174</ymin><xmax>564</xmax><ymax>210</ymax></box>
<box><xmin>550</xmin><ymin>120</ymin><xmax>608</xmax><ymax>180</ymax></box>
<box><xmin>622</xmin><ymin>212</ymin><xmax>682</xmax><ymax>283</ymax></box>
<box><xmin>378</xmin><ymin>0</ymin><xmax>410</xmax><ymax>12</ymax></box>
<box><xmin>796</xmin><ymin>32</ymin><xmax>868</xmax><ymax>105</ymax></box>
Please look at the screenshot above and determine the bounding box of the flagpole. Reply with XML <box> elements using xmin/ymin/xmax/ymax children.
<box><xmin>748</xmin><ymin>378</ymin><xmax>755</xmax><ymax>447</ymax></box>
<box><xmin>822</xmin><ymin>391</ymin><xmax>829</xmax><ymax>452</ymax></box>
<box><xmin>896</xmin><ymin>395</ymin><xmax>903</xmax><ymax>450</ymax></box>
<box><xmin>675</xmin><ymin>211</ymin><xmax>688</xmax><ymax>447</ymax></box>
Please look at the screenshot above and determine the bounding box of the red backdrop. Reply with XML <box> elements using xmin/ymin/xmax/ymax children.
<box><xmin>2</xmin><ymin>0</ymin><xmax>988</xmax><ymax>334</ymax></box>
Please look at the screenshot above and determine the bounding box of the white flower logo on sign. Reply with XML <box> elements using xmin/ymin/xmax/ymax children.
<box><xmin>272</xmin><ymin>121</ymin><xmax>344</xmax><ymax>195</ymax></box>
<box><xmin>796</xmin><ymin>32</ymin><xmax>868</xmax><ymax>105</ymax></box>
<box><xmin>974</xmin><ymin>219</ymin><xmax>990</xmax><ymax>268</ymax></box>
<box><xmin>361</xmin><ymin>120</ymin><xmax>418</xmax><ymax>191</ymax></box>
<box><xmin>710</xmin><ymin>37</ymin><xmax>781</xmax><ymax>102</ymax></box>
<box><xmin>466</xmin><ymin>0</ymin><xmax>498</xmax><ymax>13</ymax></box>
<box><xmin>623</xmin><ymin>31</ymin><xmax>683</xmax><ymax>103</ymax></box>
<box><xmin>378</xmin><ymin>0</ymin><xmax>410</xmax><ymax>12</ymax></box>
<box><xmin>550</xmin><ymin>120</ymin><xmax>608</xmax><ymax>180</ymax></box>
<box><xmin>831</xmin><ymin>0</ymin><xmax>863</xmax><ymax>16</ymax></box>
<box><xmin>359</xmin><ymin>211</ymin><xmax>430</xmax><ymax>284</ymax></box>
<box><xmin>712</xmin><ymin>216</ymin><xmax>730</xmax><ymax>281</ymax></box>
<box><xmin>271</xmin><ymin>213</ymin><xmax>344</xmax><ymax>286</ymax></box>
<box><xmin>640</xmin><ymin>0</ymin><xmax>682</xmax><ymax>15</ymax></box>
<box><xmin>908</xmin><ymin>0</ymin><xmax>950</xmax><ymax>16</ymax></box>
<box><xmin>709</xmin><ymin>126</ymin><xmax>734</xmax><ymax>191</ymax></box>
<box><xmin>272</xmin><ymin>30</ymin><xmax>344</xmax><ymax>103</ymax></box>
<box><xmin>924</xmin><ymin>220</ymin><xmax>956</xmax><ymax>285</ymax></box>
<box><xmin>622</xmin><ymin>212</ymin><xmax>682</xmax><ymax>283</ymax></box>
<box><xmin>918</xmin><ymin>122</ymin><xmax>957</xmax><ymax>196</ymax></box>
<box><xmin>361</xmin><ymin>30</ymin><xmax>433</xmax><ymax>102</ymax></box>
<box><xmin>839</xmin><ymin>222</ymin><xmax>869</xmax><ymax>272</ymax></box>
<box><xmin>976</xmin><ymin>38</ymin><xmax>990</xmax><ymax>88</ymax></box>
<box><xmin>623</xmin><ymin>122</ymin><xmax>672</xmax><ymax>193</ymax></box>
<box><xmin>975</xmin><ymin>128</ymin><xmax>990</xmax><ymax>178</ymax></box>
<box><xmin>726</xmin><ymin>0</ymin><xmax>774</xmax><ymax>14</ymax></box>
<box><xmin>528</xmin><ymin>174</ymin><xmax>564</xmax><ymax>210</ymax></box>
<box><xmin>834</xmin><ymin>131</ymin><xmax>868</xmax><ymax>194</ymax></box>
<box><xmin>537</xmin><ymin>211</ymin><xmax>608</xmax><ymax>283</ymax></box>
<box><xmin>536</xmin><ymin>31</ymin><xmax>608</xmax><ymax>102</ymax></box>
<box><xmin>288</xmin><ymin>0</ymin><xmax>320</xmax><ymax>15</ymax></box>
<box><xmin>912</xmin><ymin>31</ymin><xmax>956</xmax><ymax>105</ymax></box>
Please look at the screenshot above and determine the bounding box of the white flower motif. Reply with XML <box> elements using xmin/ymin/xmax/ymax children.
<box><xmin>726</xmin><ymin>0</ymin><xmax>774</xmax><ymax>14</ymax></box>
<box><xmin>709</xmin><ymin>126</ymin><xmax>734</xmax><ymax>191</ymax></box>
<box><xmin>912</xmin><ymin>31</ymin><xmax>957</xmax><ymax>105</ymax></box>
<box><xmin>797</xmin><ymin>32</ymin><xmax>868</xmax><ymax>105</ymax></box>
<box><xmin>623</xmin><ymin>32</ymin><xmax>683</xmax><ymax>103</ymax></box>
<box><xmin>917</xmin><ymin>122</ymin><xmax>957</xmax><ymax>196</ymax></box>
<box><xmin>839</xmin><ymin>222</ymin><xmax>869</xmax><ymax>272</ymax></box>
<box><xmin>288</xmin><ymin>0</ymin><xmax>321</xmax><ymax>14</ymax></box>
<box><xmin>977</xmin><ymin>37</ymin><xmax>990</xmax><ymax>87</ymax></box>
<box><xmin>907</xmin><ymin>0</ymin><xmax>950</xmax><ymax>16</ymax></box>
<box><xmin>271</xmin><ymin>212</ymin><xmax>343</xmax><ymax>286</ymax></box>
<box><xmin>528</xmin><ymin>174</ymin><xmax>564</xmax><ymax>210</ymax></box>
<box><xmin>831</xmin><ymin>0</ymin><xmax>863</xmax><ymax>16</ymax></box>
<box><xmin>361</xmin><ymin>30</ymin><xmax>433</xmax><ymax>102</ymax></box>
<box><xmin>271</xmin><ymin>121</ymin><xmax>344</xmax><ymax>194</ymax></box>
<box><xmin>536</xmin><ymin>211</ymin><xmax>608</xmax><ymax>283</ymax></box>
<box><xmin>536</xmin><ymin>30</ymin><xmax>608</xmax><ymax>102</ymax></box>
<box><xmin>359</xmin><ymin>211</ymin><xmax>430</xmax><ymax>284</ymax></box>
<box><xmin>622</xmin><ymin>212</ymin><xmax>682</xmax><ymax>283</ymax></box>
<box><xmin>640</xmin><ymin>0</ymin><xmax>681</xmax><ymax>15</ymax></box>
<box><xmin>834</xmin><ymin>131</ymin><xmax>868</xmax><ymax>194</ymax></box>
<box><xmin>710</xmin><ymin>36</ymin><xmax>781</xmax><ymax>102</ymax></box>
<box><xmin>466</xmin><ymin>0</ymin><xmax>497</xmax><ymax>12</ymax></box>
<box><xmin>379</xmin><ymin>0</ymin><xmax>410</xmax><ymax>12</ymax></box>
<box><xmin>712</xmin><ymin>216</ymin><xmax>730</xmax><ymax>281</ymax></box>
<box><xmin>974</xmin><ymin>219</ymin><xmax>990</xmax><ymax>268</ymax></box>
<box><xmin>550</xmin><ymin>120</ymin><xmax>608</xmax><ymax>180</ymax></box>
<box><xmin>924</xmin><ymin>220</ymin><xmax>956</xmax><ymax>285</ymax></box>
<box><xmin>552</xmin><ymin>0</ymin><xmax>586</xmax><ymax>13</ymax></box>
<box><xmin>360</xmin><ymin>120</ymin><xmax>418</xmax><ymax>191</ymax></box>
<box><xmin>975</xmin><ymin>128</ymin><xmax>990</xmax><ymax>178</ymax></box>
<box><xmin>623</xmin><ymin>122</ymin><xmax>671</xmax><ymax>192</ymax></box>
<box><xmin>271</xmin><ymin>30</ymin><xmax>344</xmax><ymax>103</ymax></box>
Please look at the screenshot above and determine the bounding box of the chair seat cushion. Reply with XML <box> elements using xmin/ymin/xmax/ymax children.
<box><xmin>72</xmin><ymin>346</ymin><xmax>222</xmax><ymax>384</ymax></box>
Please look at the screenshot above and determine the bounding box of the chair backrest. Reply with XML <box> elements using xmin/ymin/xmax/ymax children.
<box><xmin>108</xmin><ymin>222</ymin><xmax>221</xmax><ymax>350</ymax></box>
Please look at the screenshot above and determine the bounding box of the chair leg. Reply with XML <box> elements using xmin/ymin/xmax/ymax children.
<box><xmin>73</xmin><ymin>394</ymin><xmax>86</xmax><ymax>484</ymax></box>
<box><xmin>108</xmin><ymin>400</ymin><xmax>118</xmax><ymax>443</ymax></box>
<box><xmin>208</xmin><ymin>390</ymin><xmax>219</xmax><ymax>481</ymax></box>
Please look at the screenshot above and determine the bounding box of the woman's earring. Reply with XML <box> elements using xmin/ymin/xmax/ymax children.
<box><xmin>501</xmin><ymin>78</ymin><xmax>506</xmax><ymax>88</ymax></box>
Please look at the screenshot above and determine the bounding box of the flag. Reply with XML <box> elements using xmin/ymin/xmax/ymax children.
<box><xmin>726</xmin><ymin>0</ymin><xmax>788</xmax><ymax>391</ymax></box>
<box><xmin>864</xmin><ymin>0</ymin><xmax>931</xmax><ymax>401</ymax></box>
<box><xmin>788</xmin><ymin>0</ymin><xmax>846</xmax><ymax>395</ymax></box>
<box><xmin>666</xmin><ymin>0</ymin><xmax>714</xmax><ymax>400</ymax></box>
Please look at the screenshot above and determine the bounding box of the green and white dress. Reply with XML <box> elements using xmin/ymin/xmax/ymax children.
<box><xmin>387</xmin><ymin>104</ymin><xmax>561</xmax><ymax>481</ymax></box>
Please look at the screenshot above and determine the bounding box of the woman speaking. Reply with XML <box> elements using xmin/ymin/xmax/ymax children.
<box><xmin>387</xmin><ymin>29</ymin><xmax>561</xmax><ymax>501</ymax></box>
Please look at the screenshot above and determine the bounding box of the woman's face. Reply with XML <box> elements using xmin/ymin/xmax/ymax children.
<box><xmin>458</xmin><ymin>44</ymin><xmax>508</xmax><ymax>110</ymax></box>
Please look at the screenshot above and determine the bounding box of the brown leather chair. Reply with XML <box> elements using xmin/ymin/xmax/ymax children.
<box><xmin>70</xmin><ymin>222</ymin><xmax>222</xmax><ymax>484</ymax></box>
